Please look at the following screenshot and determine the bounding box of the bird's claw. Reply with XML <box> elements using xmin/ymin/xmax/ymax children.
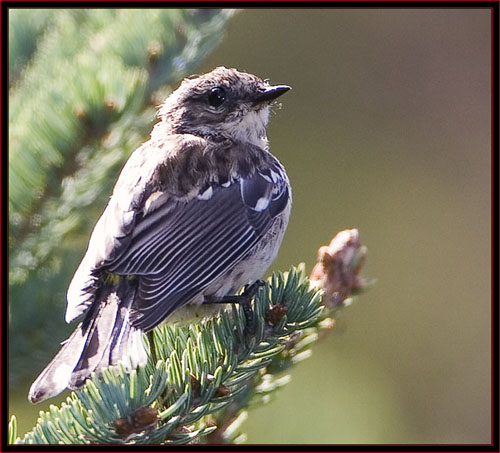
<box><xmin>242</xmin><ymin>279</ymin><xmax>266</xmax><ymax>301</ymax></box>
<box><xmin>240</xmin><ymin>280</ymin><xmax>265</xmax><ymax>335</ymax></box>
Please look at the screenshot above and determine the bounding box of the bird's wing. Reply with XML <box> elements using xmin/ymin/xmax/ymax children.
<box><xmin>65</xmin><ymin>138</ymin><xmax>172</xmax><ymax>323</ymax></box>
<box><xmin>65</xmin><ymin>138</ymin><xmax>290</xmax><ymax>331</ymax></box>
<box><xmin>107</xmin><ymin>165</ymin><xmax>290</xmax><ymax>331</ymax></box>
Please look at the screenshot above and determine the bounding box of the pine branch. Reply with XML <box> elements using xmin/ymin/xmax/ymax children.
<box><xmin>10</xmin><ymin>231</ymin><xmax>369</xmax><ymax>445</ymax></box>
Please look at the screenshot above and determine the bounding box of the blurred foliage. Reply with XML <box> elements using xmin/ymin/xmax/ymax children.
<box><xmin>8</xmin><ymin>8</ymin><xmax>235</xmax><ymax>384</ymax></box>
<box><xmin>8</xmin><ymin>9</ymin><xmax>54</xmax><ymax>86</ymax></box>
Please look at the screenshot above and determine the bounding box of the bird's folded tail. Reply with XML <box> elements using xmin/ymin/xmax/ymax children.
<box><xmin>28</xmin><ymin>278</ymin><xmax>147</xmax><ymax>404</ymax></box>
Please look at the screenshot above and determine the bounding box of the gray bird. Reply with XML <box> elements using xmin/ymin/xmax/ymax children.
<box><xmin>29</xmin><ymin>66</ymin><xmax>292</xmax><ymax>404</ymax></box>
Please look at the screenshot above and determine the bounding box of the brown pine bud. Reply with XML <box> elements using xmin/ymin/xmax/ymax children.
<box><xmin>190</xmin><ymin>373</ymin><xmax>201</xmax><ymax>394</ymax></box>
<box><xmin>130</xmin><ymin>407</ymin><xmax>159</xmax><ymax>429</ymax></box>
<box><xmin>215</xmin><ymin>384</ymin><xmax>230</xmax><ymax>397</ymax></box>
<box><xmin>310</xmin><ymin>229</ymin><xmax>367</xmax><ymax>308</ymax></box>
<box><xmin>114</xmin><ymin>418</ymin><xmax>134</xmax><ymax>440</ymax></box>
<box><xmin>114</xmin><ymin>406</ymin><xmax>159</xmax><ymax>440</ymax></box>
<box><xmin>265</xmin><ymin>304</ymin><xmax>288</xmax><ymax>326</ymax></box>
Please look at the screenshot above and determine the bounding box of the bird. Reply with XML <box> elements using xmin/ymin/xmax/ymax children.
<box><xmin>28</xmin><ymin>66</ymin><xmax>292</xmax><ymax>404</ymax></box>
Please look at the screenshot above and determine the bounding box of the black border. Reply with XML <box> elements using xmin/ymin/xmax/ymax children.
<box><xmin>1</xmin><ymin>2</ymin><xmax>498</xmax><ymax>451</ymax></box>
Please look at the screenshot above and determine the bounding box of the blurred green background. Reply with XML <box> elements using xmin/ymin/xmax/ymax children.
<box><xmin>9</xmin><ymin>8</ymin><xmax>491</xmax><ymax>444</ymax></box>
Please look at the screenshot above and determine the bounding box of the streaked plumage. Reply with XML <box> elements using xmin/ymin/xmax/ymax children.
<box><xmin>29</xmin><ymin>67</ymin><xmax>291</xmax><ymax>403</ymax></box>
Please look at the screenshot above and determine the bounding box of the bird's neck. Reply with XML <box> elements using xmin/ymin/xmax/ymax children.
<box><xmin>222</xmin><ymin>108</ymin><xmax>271</xmax><ymax>150</ymax></box>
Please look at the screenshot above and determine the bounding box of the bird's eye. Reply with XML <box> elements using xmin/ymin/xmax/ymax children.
<box><xmin>207</xmin><ymin>87</ymin><xmax>226</xmax><ymax>108</ymax></box>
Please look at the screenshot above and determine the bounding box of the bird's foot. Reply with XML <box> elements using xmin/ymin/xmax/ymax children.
<box><xmin>203</xmin><ymin>280</ymin><xmax>266</xmax><ymax>334</ymax></box>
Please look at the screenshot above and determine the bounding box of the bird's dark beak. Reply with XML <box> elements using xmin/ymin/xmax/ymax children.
<box><xmin>253</xmin><ymin>85</ymin><xmax>291</xmax><ymax>104</ymax></box>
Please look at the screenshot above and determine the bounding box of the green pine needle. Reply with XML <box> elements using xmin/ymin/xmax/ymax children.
<box><xmin>17</xmin><ymin>265</ymin><xmax>338</xmax><ymax>445</ymax></box>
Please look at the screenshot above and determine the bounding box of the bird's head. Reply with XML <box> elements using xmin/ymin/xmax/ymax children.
<box><xmin>158</xmin><ymin>66</ymin><xmax>290</xmax><ymax>147</ymax></box>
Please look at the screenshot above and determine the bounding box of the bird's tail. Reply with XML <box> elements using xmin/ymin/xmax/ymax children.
<box><xmin>28</xmin><ymin>278</ymin><xmax>147</xmax><ymax>404</ymax></box>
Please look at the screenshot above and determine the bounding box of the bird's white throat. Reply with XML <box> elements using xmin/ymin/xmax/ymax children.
<box><xmin>225</xmin><ymin>106</ymin><xmax>270</xmax><ymax>148</ymax></box>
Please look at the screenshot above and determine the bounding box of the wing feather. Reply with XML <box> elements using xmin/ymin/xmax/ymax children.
<box><xmin>107</xmin><ymin>181</ymin><xmax>266</xmax><ymax>330</ymax></box>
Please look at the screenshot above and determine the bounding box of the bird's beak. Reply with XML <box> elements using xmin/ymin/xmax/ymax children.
<box><xmin>253</xmin><ymin>85</ymin><xmax>291</xmax><ymax>104</ymax></box>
